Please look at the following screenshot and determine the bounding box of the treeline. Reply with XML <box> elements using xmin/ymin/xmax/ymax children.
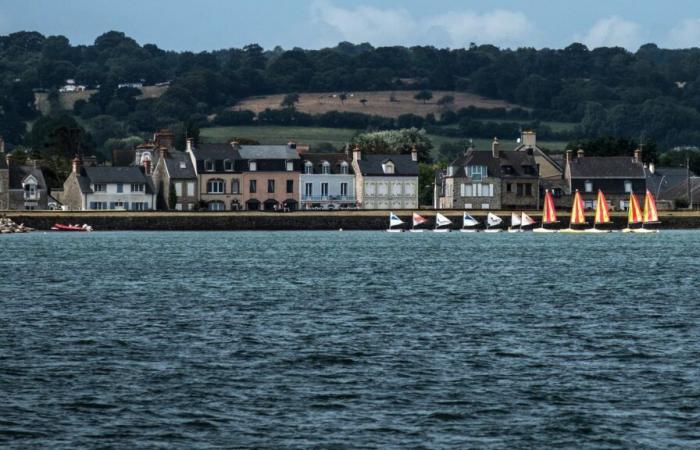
<box><xmin>5</xmin><ymin>30</ymin><xmax>700</xmax><ymax>149</ymax></box>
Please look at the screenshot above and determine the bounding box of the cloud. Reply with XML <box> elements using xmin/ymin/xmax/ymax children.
<box><xmin>578</xmin><ymin>16</ymin><xmax>644</xmax><ymax>50</ymax></box>
<box><xmin>310</xmin><ymin>1</ymin><xmax>533</xmax><ymax>48</ymax></box>
<box><xmin>665</xmin><ymin>18</ymin><xmax>700</xmax><ymax>48</ymax></box>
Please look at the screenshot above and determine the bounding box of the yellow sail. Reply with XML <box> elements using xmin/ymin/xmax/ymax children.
<box><xmin>594</xmin><ymin>190</ymin><xmax>611</xmax><ymax>224</ymax></box>
<box><xmin>570</xmin><ymin>190</ymin><xmax>586</xmax><ymax>225</ymax></box>
<box><xmin>643</xmin><ymin>189</ymin><xmax>660</xmax><ymax>223</ymax></box>
<box><xmin>542</xmin><ymin>189</ymin><xmax>558</xmax><ymax>224</ymax></box>
<box><xmin>627</xmin><ymin>193</ymin><xmax>643</xmax><ymax>225</ymax></box>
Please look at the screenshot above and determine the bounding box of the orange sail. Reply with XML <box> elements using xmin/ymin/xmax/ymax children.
<box><xmin>570</xmin><ymin>190</ymin><xmax>586</xmax><ymax>226</ymax></box>
<box><xmin>627</xmin><ymin>193</ymin><xmax>643</xmax><ymax>225</ymax></box>
<box><xmin>594</xmin><ymin>190</ymin><xmax>611</xmax><ymax>224</ymax></box>
<box><xmin>643</xmin><ymin>189</ymin><xmax>660</xmax><ymax>223</ymax></box>
<box><xmin>542</xmin><ymin>189</ymin><xmax>558</xmax><ymax>224</ymax></box>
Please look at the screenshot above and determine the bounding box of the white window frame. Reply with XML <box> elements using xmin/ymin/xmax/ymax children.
<box><xmin>304</xmin><ymin>162</ymin><xmax>313</xmax><ymax>174</ymax></box>
<box><xmin>207</xmin><ymin>179</ymin><xmax>225</xmax><ymax>194</ymax></box>
<box><xmin>321</xmin><ymin>182</ymin><xmax>329</xmax><ymax>197</ymax></box>
<box><xmin>624</xmin><ymin>180</ymin><xmax>632</xmax><ymax>193</ymax></box>
<box><xmin>584</xmin><ymin>180</ymin><xmax>593</xmax><ymax>193</ymax></box>
<box><xmin>175</xmin><ymin>182</ymin><xmax>182</xmax><ymax>197</ymax></box>
<box><xmin>249</xmin><ymin>161</ymin><xmax>257</xmax><ymax>172</ymax></box>
<box><xmin>187</xmin><ymin>182</ymin><xmax>195</xmax><ymax>196</ymax></box>
<box><xmin>205</xmin><ymin>160</ymin><xmax>214</xmax><ymax>171</ymax></box>
<box><xmin>286</xmin><ymin>161</ymin><xmax>294</xmax><ymax>172</ymax></box>
<box><xmin>322</xmin><ymin>162</ymin><xmax>330</xmax><ymax>174</ymax></box>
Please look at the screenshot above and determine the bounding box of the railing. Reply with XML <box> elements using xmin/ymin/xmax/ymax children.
<box><xmin>302</xmin><ymin>195</ymin><xmax>355</xmax><ymax>202</ymax></box>
<box><xmin>23</xmin><ymin>193</ymin><xmax>39</xmax><ymax>200</ymax></box>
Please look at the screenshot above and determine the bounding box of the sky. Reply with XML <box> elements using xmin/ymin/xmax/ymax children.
<box><xmin>2</xmin><ymin>0</ymin><xmax>700</xmax><ymax>52</ymax></box>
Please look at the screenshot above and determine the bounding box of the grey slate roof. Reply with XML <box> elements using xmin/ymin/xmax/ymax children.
<box><xmin>448</xmin><ymin>149</ymin><xmax>538</xmax><ymax>178</ymax></box>
<box><xmin>237</xmin><ymin>145</ymin><xmax>300</xmax><ymax>160</ymax></box>
<box><xmin>79</xmin><ymin>166</ymin><xmax>154</xmax><ymax>194</ymax></box>
<box><xmin>301</xmin><ymin>153</ymin><xmax>354</xmax><ymax>174</ymax></box>
<box><xmin>647</xmin><ymin>167</ymin><xmax>697</xmax><ymax>201</ymax></box>
<box><xmin>164</xmin><ymin>151</ymin><xmax>196</xmax><ymax>179</ymax></box>
<box><xmin>568</xmin><ymin>157</ymin><xmax>645</xmax><ymax>179</ymax></box>
<box><xmin>356</xmin><ymin>154</ymin><xmax>418</xmax><ymax>176</ymax></box>
<box><xmin>192</xmin><ymin>143</ymin><xmax>239</xmax><ymax>161</ymax></box>
<box><xmin>9</xmin><ymin>165</ymin><xmax>47</xmax><ymax>190</ymax></box>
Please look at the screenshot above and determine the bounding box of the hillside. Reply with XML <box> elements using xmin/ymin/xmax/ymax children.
<box><xmin>235</xmin><ymin>90</ymin><xmax>521</xmax><ymax>118</ymax></box>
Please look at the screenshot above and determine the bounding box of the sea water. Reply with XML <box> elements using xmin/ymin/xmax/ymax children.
<box><xmin>1</xmin><ymin>231</ymin><xmax>699</xmax><ymax>449</ymax></box>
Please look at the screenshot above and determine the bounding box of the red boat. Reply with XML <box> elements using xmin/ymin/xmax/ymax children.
<box><xmin>51</xmin><ymin>223</ymin><xmax>93</xmax><ymax>232</ymax></box>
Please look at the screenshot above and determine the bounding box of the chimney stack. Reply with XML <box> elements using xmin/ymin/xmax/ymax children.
<box><xmin>649</xmin><ymin>162</ymin><xmax>655</xmax><ymax>174</ymax></box>
<box><xmin>634</xmin><ymin>148</ymin><xmax>642</xmax><ymax>163</ymax></box>
<box><xmin>491</xmin><ymin>137</ymin><xmax>500</xmax><ymax>158</ymax></box>
<box><xmin>143</xmin><ymin>157</ymin><xmax>152</xmax><ymax>175</ymax></box>
<box><xmin>352</xmin><ymin>145</ymin><xmax>361</xmax><ymax>161</ymax></box>
<box><xmin>411</xmin><ymin>144</ymin><xmax>418</xmax><ymax>162</ymax></box>
<box><xmin>577</xmin><ymin>147</ymin><xmax>584</xmax><ymax>159</ymax></box>
<box><xmin>566</xmin><ymin>149</ymin><xmax>573</xmax><ymax>164</ymax></box>
<box><xmin>71</xmin><ymin>155</ymin><xmax>82</xmax><ymax>174</ymax></box>
<box><xmin>287</xmin><ymin>140</ymin><xmax>297</xmax><ymax>150</ymax></box>
<box><xmin>522</xmin><ymin>130</ymin><xmax>536</xmax><ymax>149</ymax></box>
<box><xmin>231</xmin><ymin>140</ymin><xmax>241</xmax><ymax>150</ymax></box>
<box><xmin>0</xmin><ymin>136</ymin><xmax>5</xmax><ymax>154</ymax></box>
<box><xmin>5</xmin><ymin>153</ymin><xmax>13</xmax><ymax>168</ymax></box>
<box><xmin>186</xmin><ymin>138</ymin><xmax>194</xmax><ymax>153</ymax></box>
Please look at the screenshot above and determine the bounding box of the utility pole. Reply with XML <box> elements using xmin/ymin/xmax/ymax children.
<box><xmin>687</xmin><ymin>157</ymin><xmax>692</xmax><ymax>210</ymax></box>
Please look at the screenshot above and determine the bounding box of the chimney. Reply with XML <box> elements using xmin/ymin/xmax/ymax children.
<box><xmin>230</xmin><ymin>140</ymin><xmax>241</xmax><ymax>150</ymax></box>
<box><xmin>649</xmin><ymin>162</ymin><xmax>655</xmax><ymax>174</ymax></box>
<box><xmin>71</xmin><ymin>155</ymin><xmax>82</xmax><ymax>174</ymax></box>
<box><xmin>634</xmin><ymin>148</ymin><xmax>642</xmax><ymax>163</ymax></box>
<box><xmin>0</xmin><ymin>136</ymin><xmax>5</xmax><ymax>154</ymax></box>
<box><xmin>352</xmin><ymin>145</ymin><xmax>361</xmax><ymax>161</ymax></box>
<box><xmin>491</xmin><ymin>137</ymin><xmax>500</xmax><ymax>158</ymax></box>
<box><xmin>411</xmin><ymin>144</ymin><xmax>418</xmax><ymax>162</ymax></box>
<box><xmin>154</xmin><ymin>128</ymin><xmax>174</xmax><ymax>150</ymax></box>
<box><xmin>186</xmin><ymin>138</ymin><xmax>194</xmax><ymax>153</ymax></box>
<box><xmin>577</xmin><ymin>147</ymin><xmax>584</xmax><ymax>159</ymax></box>
<box><xmin>5</xmin><ymin>153</ymin><xmax>13</xmax><ymax>168</ymax></box>
<box><xmin>566</xmin><ymin>149</ymin><xmax>573</xmax><ymax>164</ymax></box>
<box><xmin>287</xmin><ymin>140</ymin><xmax>297</xmax><ymax>149</ymax></box>
<box><xmin>143</xmin><ymin>157</ymin><xmax>152</xmax><ymax>175</ymax></box>
<box><xmin>522</xmin><ymin>130</ymin><xmax>536</xmax><ymax>148</ymax></box>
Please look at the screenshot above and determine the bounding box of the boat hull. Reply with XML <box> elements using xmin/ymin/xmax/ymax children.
<box><xmin>409</xmin><ymin>229</ymin><xmax>425</xmax><ymax>233</ymax></box>
<box><xmin>532</xmin><ymin>228</ymin><xmax>558</xmax><ymax>233</ymax></box>
<box><xmin>386</xmin><ymin>229</ymin><xmax>404</xmax><ymax>233</ymax></box>
<box><xmin>433</xmin><ymin>228</ymin><xmax>451</xmax><ymax>233</ymax></box>
<box><xmin>558</xmin><ymin>228</ymin><xmax>587</xmax><ymax>234</ymax></box>
<box><xmin>582</xmin><ymin>228</ymin><xmax>611</xmax><ymax>234</ymax></box>
<box><xmin>459</xmin><ymin>229</ymin><xmax>479</xmax><ymax>233</ymax></box>
<box><xmin>483</xmin><ymin>229</ymin><xmax>502</xmax><ymax>233</ymax></box>
<box><xmin>631</xmin><ymin>228</ymin><xmax>659</xmax><ymax>234</ymax></box>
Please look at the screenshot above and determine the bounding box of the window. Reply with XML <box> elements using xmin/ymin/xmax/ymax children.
<box><xmin>179</xmin><ymin>161</ymin><xmax>187</xmax><ymax>169</ymax></box>
<box><xmin>286</xmin><ymin>161</ymin><xmax>294</xmax><ymax>172</ymax></box>
<box><xmin>207</xmin><ymin>179</ymin><xmax>224</xmax><ymax>194</ymax></box>
<box><xmin>382</xmin><ymin>162</ymin><xmax>395</xmax><ymax>174</ymax></box>
<box><xmin>175</xmin><ymin>182</ymin><xmax>182</xmax><ymax>196</ymax></box>
<box><xmin>321</xmin><ymin>183</ymin><xmax>329</xmax><ymax>197</ymax></box>
<box><xmin>340</xmin><ymin>162</ymin><xmax>349</xmax><ymax>174</ymax></box>
<box><xmin>506</xmin><ymin>183</ymin><xmax>512</xmax><ymax>193</ymax></box>
<box><xmin>517</xmin><ymin>183</ymin><xmax>524</xmax><ymax>196</ymax></box>
<box><xmin>117</xmin><ymin>183</ymin><xmax>123</xmax><ymax>193</ymax></box>
<box><xmin>231</xmin><ymin>179</ymin><xmax>240</xmax><ymax>194</ymax></box>
<box><xmin>90</xmin><ymin>201</ymin><xmax>107</xmax><ymax>210</ymax></box>
<box><xmin>23</xmin><ymin>182</ymin><xmax>37</xmax><ymax>200</ymax></box>
<box><xmin>249</xmin><ymin>179</ymin><xmax>257</xmax><ymax>193</ymax></box>
<box><xmin>286</xmin><ymin>180</ymin><xmax>293</xmax><ymax>193</ymax></box>
<box><xmin>466</xmin><ymin>165</ymin><xmax>487</xmax><ymax>181</ymax></box>
<box><xmin>340</xmin><ymin>182</ymin><xmax>348</xmax><ymax>197</ymax></box>
<box><xmin>113</xmin><ymin>201</ymin><xmax>125</xmax><ymax>210</ymax></box>
<box><xmin>525</xmin><ymin>184</ymin><xmax>532</xmax><ymax>196</ymax></box>
<box><xmin>205</xmin><ymin>160</ymin><xmax>214</xmax><ymax>171</ymax></box>
<box><xmin>584</xmin><ymin>180</ymin><xmax>593</xmax><ymax>193</ymax></box>
<box><xmin>187</xmin><ymin>182</ymin><xmax>195</xmax><ymax>196</ymax></box>
<box><xmin>304</xmin><ymin>182</ymin><xmax>313</xmax><ymax>197</ymax></box>
<box><xmin>208</xmin><ymin>201</ymin><xmax>225</xmax><ymax>211</ymax></box>
<box><xmin>94</xmin><ymin>184</ymin><xmax>106</xmax><ymax>192</ymax></box>
<box><xmin>461</xmin><ymin>183</ymin><xmax>493</xmax><ymax>197</ymax></box>
<box><xmin>249</xmin><ymin>161</ymin><xmax>257</xmax><ymax>171</ymax></box>
<box><xmin>322</xmin><ymin>162</ymin><xmax>330</xmax><ymax>174</ymax></box>
<box><xmin>224</xmin><ymin>159</ymin><xmax>233</xmax><ymax>171</ymax></box>
<box><xmin>304</xmin><ymin>161</ymin><xmax>313</xmax><ymax>174</ymax></box>
<box><xmin>131</xmin><ymin>183</ymin><xmax>144</xmax><ymax>192</ymax></box>
<box><xmin>175</xmin><ymin>203</ymin><xmax>183</xmax><ymax>211</ymax></box>
<box><xmin>267</xmin><ymin>179</ymin><xmax>275</xmax><ymax>193</ymax></box>
<box><xmin>624</xmin><ymin>180</ymin><xmax>632</xmax><ymax>193</ymax></box>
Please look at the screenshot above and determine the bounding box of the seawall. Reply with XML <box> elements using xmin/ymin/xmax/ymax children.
<box><xmin>4</xmin><ymin>211</ymin><xmax>700</xmax><ymax>231</ymax></box>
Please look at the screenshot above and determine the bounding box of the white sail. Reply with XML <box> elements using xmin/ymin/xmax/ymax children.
<box><xmin>511</xmin><ymin>212</ymin><xmax>521</xmax><ymax>227</ymax></box>
<box><xmin>520</xmin><ymin>212</ymin><xmax>536</xmax><ymax>226</ymax></box>
<box><xmin>487</xmin><ymin>213</ymin><xmax>503</xmax><ymax>227</ymax></box>
<box><xmin>389</xmin><ymin>212</ymin><xmax>404</xmax><ymax>227</ymax></box>
<box><xmin>435</xmin><ymin>213</ymin><xmax>452</xmax><ymax>227</ymax></box>
<box><xmin>463</xmin><ymin>213</ymin><xmax>479</xmax><ymax>227</ymax></box>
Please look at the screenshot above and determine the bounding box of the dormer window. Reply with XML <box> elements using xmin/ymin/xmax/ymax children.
<box><xmin>447</xmin><ymin>166</ymin><xmax>454</xmax><ymax>176</ymax></box>
<box><xmin>224</xmin><ymin>159</ymin><xmax>233</xmax><ymax>171</ymax></box>
<box><xmin>501</xmin><ymin>165</ymin><xmax>514</xmax><ymax>175</ymax></box>
<box><xmin>340</xmin><ymin>162</ymin><xmax>349</xmax><ymax>174</ymax></box>
<box><xmin>584</xmin><ymin>180</ymin><xmax>593</xmax><ymax>193</ymax></box>
<box><xmin>304</xmin><ymin>161</ymin><xmax>313</xmax><ymax>174</ymax></box>
<box><xmin>205</xmin><ymin>160</ymin><xmax>214</xmax><ymax>171</ymax></box>
<box><xmin>179</xmin><ymin>161</ymin><xmax>187</xmax><ymax>169</ymax></box>
<box><xmin>624</xmin><ymin>180</ymin><xmax>632</xmax><ymax>193</ymax></box>
<box><xmin>382</xmin><ymin>161</ymin><xmax>395</xmax><ymax>174</ymax></box>
<box><xmin>322</xmin><ymin>161</ymin><xmax>330</xmax><ymax>174</ymax></box>
<box><xmin>466</xmin><ymin>165</ymin><xmax>487</xmax><ymax>181</ymax></box>
<box><xmin>249</xmin><ymin>161</ymin><xmax>257</xmax><ymax>171</ymax></box>
<box><xmin>286</xmin><ymin>161</ymin><xmax>294</xmax><ymax>171</ymax></box>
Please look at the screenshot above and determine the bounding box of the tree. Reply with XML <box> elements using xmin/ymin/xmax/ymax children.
<box><xmin>339</xmin><ymin>93</ymin><xmax>347</xmax><ymax>104</ymax></box>
<box><xmin>414</xmin><ymin>90</ymin><xmax>433</xmax><ymax>104</ymax></box>
<box><xmin>436</xmin><ymin>95</ymin><xmax>455</xmax><ymax>108</ymax></box>
<box><xmin>360</xmin><ymin>98</ymin><xmax>368</xmax><ymax>106</ymax></box>
<box><xmin>351</xmin><ymin>128</ymin><xmax>433</xmax><ymax>162</ymax></box>
<box><xmin>280</xmin><ymin>93</ymin><xmax>300</xmax><ymax>109</ymax></box>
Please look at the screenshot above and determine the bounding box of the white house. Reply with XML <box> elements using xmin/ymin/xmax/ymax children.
<box><xmin>300</xmin><ymin>153</ymin><xmax>356</xmax><ymax>209</ymax></box>
<box><xmin>351</xmin><ymin>147</ymin><xmax>419</xmax><ymax>209</ymax></box>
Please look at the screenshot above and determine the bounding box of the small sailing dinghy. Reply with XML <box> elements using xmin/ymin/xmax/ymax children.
<box><xmin>621</xmin><ymin>192</ymin><xmax>643</xmax><ymax>233</ymax></box>
<box><xmin>559</xmin><ymin>190</ymin><xmax>587</xmax><ymax>233</ymax></box>
<box><xmin>433</xmin><ymin>213</ymin><xmax>452</xmax><ymax>232</ymax></box>
<box><xmin>583</xmin><ymin>190</ymin><xmax>612</xmax><ymax>233</ymax></box>
<box><xmin>634</xmin><ymin>189</ymin><xmax>660</xmax><ymax>233</ymax></box>
<box><xmin>533</xmin><ymin>189</ymin><xmax>559</xmax><ymax>233</ymax></box>
<box><xmin>484</xmin><ymin>212</ymin><xmax>503</xmax><ymax>233</ymax></box>
<box><xmin>519</xmin><ymin>212</ymin><xmax>537</xmax><ymax>231</ymax></box>
<box><xmin>410</xmin><ymin>212</ymin><xmax>428</xmax><ymax>232</ymax></box>
<box><xmin>507</xmin><ymin>212</ymin><xmax>522</xmax><ymax>232</ymax></box>
<box><xmin>387</xmin><ymin>212</ymin><xmax>404</xmax><ymax>232</ymax></box>
<box><xmin>460</xmin><ymin>212</ymin><xmax>480</xmax><ymax>232</ymax></box>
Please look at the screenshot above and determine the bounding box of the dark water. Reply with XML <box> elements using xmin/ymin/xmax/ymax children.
<box><xmin>1</xmin><ymin>231</ymin><xmax>700</xmax><ymax>449</ymax></box>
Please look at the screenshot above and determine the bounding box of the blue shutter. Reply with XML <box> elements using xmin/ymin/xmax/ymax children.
<box><xmin>117</xmin><ymin>183</ymin><xmax>123</xmax><ymax>193</ymax></box>
<box><xmin>109</xmin><ymin>202</ymin><xmax>115</xmax><ymax>209</ymax></box>
<box><xmin>89</xmin><ymin>202</ymin><xmax>95</xmax><ymax>209</ymax></box>
<box><xmin>124</xmin><ymin>202</ymin><xmax>129</xmax><ymax>210</ymax></box>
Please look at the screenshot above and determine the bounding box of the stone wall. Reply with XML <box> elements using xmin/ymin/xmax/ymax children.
<box><xmin>0</xmin><ymin>168</ymin><xmax>8</xmax><ymax>210</ymax></box>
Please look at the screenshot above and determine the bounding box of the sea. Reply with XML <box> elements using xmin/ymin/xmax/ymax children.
<box><xmin>1</xmin><ymin>230</ymin><xmax>699</xmax><ymax>449</ymax></box>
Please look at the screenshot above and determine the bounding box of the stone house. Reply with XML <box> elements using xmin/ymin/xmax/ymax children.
<box><xmin>151</xmin><ymin>138</ymin><xmax>198</xmax><ymax>211</ymax></box>
<box><xmin>351</xmin><ymin>147</ymin><xmax>419</xmax><ymax>210</ymax></box>
<box><xmin>299</xmin><ymin>153</ymin><xmax>355</xmax><ymax>209</ymax></box>
<box><xmin>514</xmin><ymin>130</ymin><xmax>568</xmax><ymax>206</ymax></box>
<box><xmin>0</xmin><ymin>153</ymin><xmax>50</xmax><ymax>210</ymax></box>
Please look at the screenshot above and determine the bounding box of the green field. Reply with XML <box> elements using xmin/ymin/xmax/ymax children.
<box><xmin>475</xmin><ymin>119</ymin><xmax>578</xmax><ymax>133</ymax></box>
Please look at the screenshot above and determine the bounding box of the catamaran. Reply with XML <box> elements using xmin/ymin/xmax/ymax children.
<box><xmin>584</xmin><ymin>190</ymin><xmax>612</xmax><ymax>233</ymax></box>
<box><xmin>484</xmin><ymin>212</ymin><xmax>503</xmax><ymax>233</ymax></box>
<box><xmin>410</xmin><ymin>212</ymin><xmax>428</xmax><ymax>232</ymax></box>
<box><xmin>621</xmin><ymin>192</ymin><xmax>643</xmax><ymax>233</ymax></box>
<box><xmin>533</xmin><ymin>189</ymin><xmax>559</xmax><ymax>233</ymax></box>
<box><xmin>433</xmin><ymin>213</ymin><xmax>452</xmax><ymax>232</ymax></box>
<box><xmin>635</xmin><ymin>189</ymin><xmax>660</xmax><ymax>233</ymax></box>
<box><xmin>507</xmin><ymin>212</ymin><xmax>522</xmax><ymax>232</ymax></box>
<box><xmin>387</xmin><ymin>212</ymin><xmax>404</xmax><ymax>232</ymax></box>
<box><xmin>559</xmin><ymin>190</ymin><xmax>588</xmax><ymax>233</ymax></box>
<box><xmin>460</xmin><ymin>212</ymin><xmax>479</xmax><ymax>232</ymax></box>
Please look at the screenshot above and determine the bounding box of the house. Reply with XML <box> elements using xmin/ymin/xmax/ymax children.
<box><xmin>0</xmin><ymin>153</ymin><xmax>50</xmax><ymax>210</ymax></box>
<box><xmin>435</xmin><ymin>138</ymin><xmax>539</xmax><ymax>210</ymax></box>
<box><xmin>646</xmin><ymin>164</ymin><xmax>697</xmax><ymax>209</ymax></box>
<box><xmin>150</xmin><ymin>131</ymin><xmax>198</xmax><ymax>211</ymax></box>
<box><xmin>189</xmin><ymin>141</ymin><xmax>301</xmax><ymax>211</ymax></box>
<box><xmin>514</xmin><ymin>130</ymin><xmax>568</xmax><ymax>205</ymax></box>
<box><xmin>352</xmin><ymin>146</ymin><xmax>419</xmax><ymax>209</ymax></box>
<box><xmin>564</xmin><ymin>148</ymin><xmax>646</xmax><ymax>210</ymax></box>
<box><xmin>60</xmin><ymin>156</ymin><xmax>155</xmax><ymax>210</ymax></box>
<box><xmin>300</xmin><ymin>153</ymin><xmax>355</xmax><ymax>209</ymax></box>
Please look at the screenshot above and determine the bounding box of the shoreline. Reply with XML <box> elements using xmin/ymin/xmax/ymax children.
<box><xmin>4</xmin><ymin>210</ymin><xmax>700</xmax><ymax>231</ymax></box>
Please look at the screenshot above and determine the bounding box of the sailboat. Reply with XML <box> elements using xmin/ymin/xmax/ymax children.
<box><xmin>410</xmin><ymin>212</ymin><xmax>428</xmax><ymax>232</ymax></box>
<box><xmin>634</xmin><ymin>189</ymin><xmax>660</xmax><ymax>233</ymax></box>
<box><xmin>387</xmin><ymin>212</ymin><xmax>404</xmax><ymax>232</ymax></box>
<box><xmin>583</xmin><ymin>190</ymin><xmax>612</xmax><ymax>233</ymax></box>
<box><xmin>559</xmin><ymin>190</ymin><xmax>588</xmax><ymax>233</ymax></box>
<box><xmin>621</xmin><ymin>192</ymin><xmax>643</xmax><ymax>233</ymax></box>
<box><xmin>520</xmin><ymin>212</ymin><xmax>537</xmax><ymax>231</ymax></box>
<box><xmin>507</xmin><ymin>212</ymin><xmax>522</xmax><ymax>232</ymax></box>
<box><xmin>433</xmin><ymin>213</ymin><xmax>452</xmax><ymax>232</ymax></box>
<box><xmin>460</xmin><ymin>212</ymin><xmax>480</xmax><ymax>232</ymax></box>
<box><xmin>533</xmin><ymin>189</ymin><xmax>559</xmax><ymax>233</ymax></box>
<box><xmin>484</xmin><ymin>212</ymin><xmax>503</xmax><ymax>233</ymax></box>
